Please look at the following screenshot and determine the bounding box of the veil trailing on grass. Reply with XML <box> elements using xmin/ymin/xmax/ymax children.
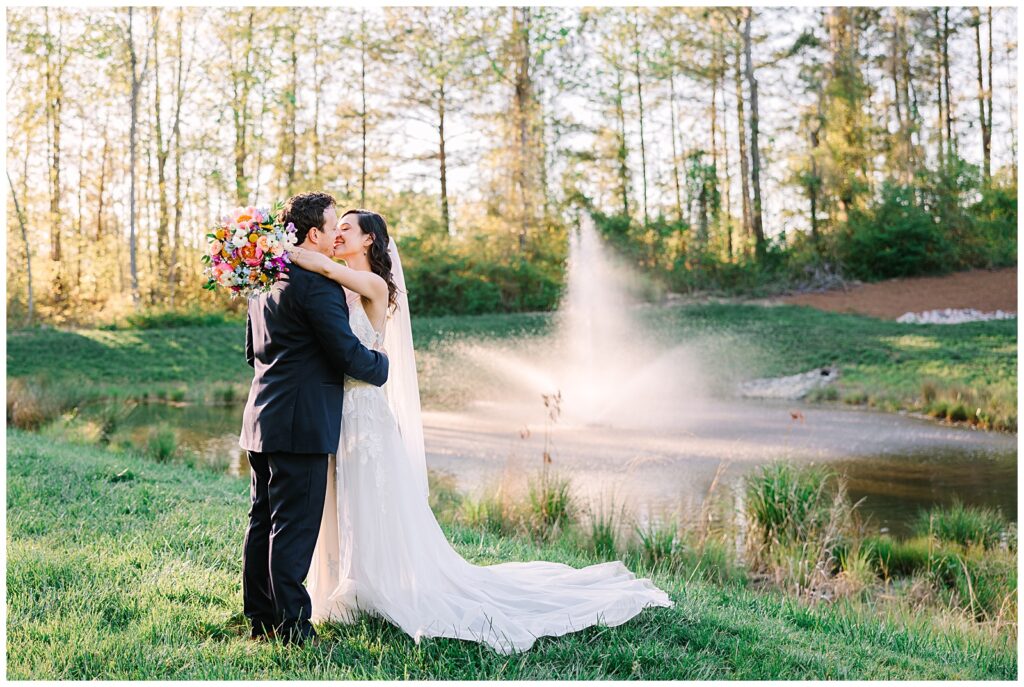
<box><xmin>381</xmin><ymin>237</ymin><xmax>429</xmax><ymax>498</ymax></box>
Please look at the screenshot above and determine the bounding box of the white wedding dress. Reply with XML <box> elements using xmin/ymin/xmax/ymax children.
<box><xmin>307</xmin><ymin>296</ymin><xmax>672</xmax><ymax>654</ymax></box>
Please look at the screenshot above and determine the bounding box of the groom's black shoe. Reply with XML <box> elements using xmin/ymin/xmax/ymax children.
<box><xmin>279</xmin><ymin>621</ymin><xmax>318</xmax><ymax>646</ymax></box>
<box><xmin>250</xmin><ymin>628</ymin><xmax>277</xmax><ymax>642</ymax></box>
<box><xmin>249</xmin><ymin>617</ymin><xmax>276</xmax><ymax>641</ymax></box>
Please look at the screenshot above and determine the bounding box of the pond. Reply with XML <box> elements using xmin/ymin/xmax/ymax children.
<box><xmin>81</xmin><ymin>395</ymin><xmax>1016</xmax><ymax>538</ymax></box>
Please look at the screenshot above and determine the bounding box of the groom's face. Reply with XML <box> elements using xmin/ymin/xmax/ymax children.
<box><xmin>308</xmin><ymin>206</ymin><xmax>340</xmax><ymax>256</ymax></box>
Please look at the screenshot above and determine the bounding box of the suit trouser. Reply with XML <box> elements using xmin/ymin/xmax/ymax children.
<box><xmin>243</xmin><ymin>450</ymin><xmax>328</xmax><ymax>640</ymax></box>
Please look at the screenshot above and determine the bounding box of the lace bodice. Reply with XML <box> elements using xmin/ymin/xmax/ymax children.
<box><xmin>347</xmin><ymin>295</ymin><xmax>384</xmax><ymax>349</ymax></box>
<box><xmin>344</xmin><ymin>295</ymin><xmax>385</xmax><ymax>391</ymax></box>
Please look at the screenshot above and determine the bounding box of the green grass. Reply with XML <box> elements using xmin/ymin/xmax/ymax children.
<box><xmin>6</xmin><ymin>302</ymin><xmax>1016</xmax><ymax>429</ymax></box>
<box><xmin>6</xmin><ymin>430</ymin><xmax>1017</xmax><ymax>679</ymax></box>
<box><xmin>641</xmin><ymin>303</ymin><xmax>1017</xmax><ymax>431</ymax></box>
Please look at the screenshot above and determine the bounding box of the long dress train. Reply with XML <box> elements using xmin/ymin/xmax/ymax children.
<box><xmin>308</xmin><ymin>299</ymin><xmax>672</xmax><ymax>654</ymax></box>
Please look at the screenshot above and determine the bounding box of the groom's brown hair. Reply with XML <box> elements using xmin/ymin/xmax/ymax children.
<box><xmin>280</xmin><ymin>191</ymin><xmax>336</xmax><ymax>245</ymax></box>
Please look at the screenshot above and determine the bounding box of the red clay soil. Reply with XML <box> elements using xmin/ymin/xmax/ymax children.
<box><xmin>775</xmin><ymin>266</ymin><xmax>1017</xmax><ymax>320</ymax></box>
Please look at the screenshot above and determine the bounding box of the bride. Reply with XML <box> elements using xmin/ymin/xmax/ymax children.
<box><xmin>287</xmin><ymin>209</ymin><xmax>672</xmax><ymax>654</ymax></box>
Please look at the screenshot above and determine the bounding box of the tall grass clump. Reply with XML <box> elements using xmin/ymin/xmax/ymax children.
<box><xmin>458</xmin><ymin>483</ymin><xmax>521</xmax><ymax>536</ymax></box>
<box><xmin>144</xmin><ymin>424</ymin><xmax>179</xmax><ymax>463</ymax></box>
<box><xmin>586</xmin><ymin>496</ymin><xmax>627</xmax><ymax>560</ymax></box>
<box><xmin>526</xmin><ymin>469</ymin><xmax>575</xmax><ymax>539</ymax></box>
<box><xmin>744</xmin><ymin>462</ymin><xmax>856</xmax><ymax>594</ymax></box>
<box><xmin>6</xmin><ymin>377</ymin><xmax>78</xmax><ymax>430</ymax></box>
<box><xmin>745</xmin><ymin>462</ymin><xmax>837</xmax><ymax>547</ymax></box>
<box><xmin>914</xmin><ymin>500</ymin><xmax>1011</xmax><ymax>550</ymax></box>
<box><xmin>635</xmin><ymin>517</ymin><xmax>679</xmax><ymax>571</ymax></box>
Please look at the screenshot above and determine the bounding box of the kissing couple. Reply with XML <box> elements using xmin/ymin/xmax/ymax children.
<box><xmin>238</xmin><ymin>191</ymin><xmax>672</xmax><ymax>652</ymax></box>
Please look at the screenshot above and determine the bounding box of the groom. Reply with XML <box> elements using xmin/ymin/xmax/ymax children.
<box><xmin>239</xmin><ymin>191</ymin><xmax>389</xmax><ymax>645</ymax></box>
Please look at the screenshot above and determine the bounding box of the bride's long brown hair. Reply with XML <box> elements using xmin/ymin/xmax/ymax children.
<box><xmin>342</xmin><ymin>209</ymin><xmax>398</xmax><ymax>312</ymax></box>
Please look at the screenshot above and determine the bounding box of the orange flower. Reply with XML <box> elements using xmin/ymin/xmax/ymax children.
<box><xmin>239</xmin><ymin>243</ymin><xmax>264</xmax><ymax>267</ymax></box>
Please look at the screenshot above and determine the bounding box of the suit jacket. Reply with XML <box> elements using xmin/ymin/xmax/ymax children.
<box><xmin>239</xmin><ymin>264</ymin><xmax>389</xmax><ymax>454</ymax></box>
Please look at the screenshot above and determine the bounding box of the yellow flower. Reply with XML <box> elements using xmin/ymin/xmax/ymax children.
<box><xmin>249</xmin><ymin>233</ymin><xmax>259</xmax><ymax>244</ymax></box>
<box><xmin>216</xmin><ymin>229</ymin><xmax>226</xmax><ymax>240</ymax></box>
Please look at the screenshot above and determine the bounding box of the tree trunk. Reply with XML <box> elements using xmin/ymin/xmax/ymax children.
<box><xmin>934</xmin><ymin>10</ymin><xmax>945</xmax><ymax>169</ymax></box>
<box><xmin>631</xmin><ymin>9</ymin><xmax>648</xmax><ymax>226</ymax></box>
<box><xmin>312</xmin><ymin>37</ymin><xmax>322</xmax><ymax>186</ymax></box>
<box><xmin>743</xmin><ymin>8</ymin><xmax>766</xmax><ymax>259</ymax></box>
<box><xmin>151</xmin><ymin>8</ymin><xmax>170</xmax><ymax>301</ymax></box>
<box><xmin>890</xmin><ymin>9</ymin><xmax>908</xmax><ymax>183</ymax></box>
<box><xmin>128</xmin><ymin>7</ymin><xmax>142</xmax><ymax>307</ymax></box>
<box><xmin>613</xmin><ymin>64</ymin><xmax>630</xmax><ymax>218</ymax></box>
<box><xmin>986</xmin><ymin>7</ymin><xmax>993</xmax><ymax>174</ymax></box>
<box><xmin>710</xmin><ymin>29</ymin><xmax>721</xmax><ymax>229</ymax></box>
<box><xmin>74</xmin><ymin>118</ymin><xmax>84</xmax><ymax>291</ymax></box>
<box><xmin>438</xmin><ymin>79</ymin><xmax>450</xmax><ymax>236</ymax></box>
<box><xmin>285</xmin><ymin>35</ymin><xmax>298</xmax><ymax>196</ymax></box>
<box><xmin>668</xmin><ymin>73</ymin><xmax>683</xmax><ymax>223</ymax></box>
<box><xmin>721</xmin><ymin>52</ymin><xmax>731</xmax><ymax>261</ymax></box>
<box><xmin>8</xmin><ymin>170</ymin><xmax>34</xmax><ymax>326</ymax></box>
<box><xmin>360</xmin><ymin>12</ymin><xmax>368</xmax><ymax>205</ymax></box>
<box><xmin>233</xmin><ymin>9</ymin><xmax>255</xmax><ymax>204</ymax></box>
<box><xmin>733</xmin><ymin>41</ymin><xmax>751</xmax><ymax>242</ymax></box>
<box><xmin>972</xmin><ymin>7</ymin><xmax>991</xmax><ymax>181</ymax></box>
<box><xmin>44</xmin><ymin>8</ymin><xmax>65</xmax><ymax>305</ymax></box>
<box><xmin>512</xmin><ymin>6</ymin><xmax>534</xmax><ymax>248</ymax></box>
<box><xmin>96</xmin><ymin>116</ymin><xmax>110</xmax><ymax>241</ymax></box>
<box><xmin>942</xmin><ymin>8</ymin><xmax>954</xmax><ymax>159</ymax></box>
<box><xmin>169</xmin><ymin>8</ymin><xmax>187</xmax><ymax>307</ymax></box>
<box><xmin>897</xmin><ymin>10</ymin><xmax>916</xmax><ymax>175</ymax></box>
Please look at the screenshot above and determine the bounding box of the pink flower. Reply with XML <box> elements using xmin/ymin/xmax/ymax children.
<box><xmin>213</xmin><ymin>262</ymin><xmax>234</xmax><ymax>286</ymax></box>
<box><xmin>209</xmin><ymin>239</ymin><xmax>224</xmax><ymax>256</ymax></box>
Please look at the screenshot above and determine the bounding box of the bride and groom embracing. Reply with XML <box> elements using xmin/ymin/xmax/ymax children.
<box><xmin>238</xmin><ymin>191</ymin><xmax>672</xmax><ymax>653</ymax></box>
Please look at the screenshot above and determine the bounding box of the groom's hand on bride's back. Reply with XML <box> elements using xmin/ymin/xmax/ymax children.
<box><xmin>304</xmin><ymin>273</ymin><xmax>389</xmax><ymax>387</ymax></box>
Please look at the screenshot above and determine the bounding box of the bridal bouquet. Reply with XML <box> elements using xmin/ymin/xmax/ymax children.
<box><xmin>201</xmin><ymin>202</ymin><xmax>297</xmax><ymax>298</ymax></box>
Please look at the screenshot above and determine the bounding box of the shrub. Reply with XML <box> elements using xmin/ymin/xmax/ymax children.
<box><xmin>838</xmin><ymin>183</ymin><xmax>955</xmax><ymax>280</ymax></box>
<box><xmin>106</xmin><ymin>308</ymin><xmax>243</xmax><ymax>330</ymax></box>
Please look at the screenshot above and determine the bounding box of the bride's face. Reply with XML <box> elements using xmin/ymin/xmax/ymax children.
<box><xmin>333</xmin><ymin>213</ymin><xmax>374</xmax><ymax>260</ymax></box>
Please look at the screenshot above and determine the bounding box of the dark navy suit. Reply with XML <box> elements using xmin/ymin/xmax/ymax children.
<box><xmin>239</xmin><ymin>264</ymin><xmax>388</xmax><ymax>643</ymax></box>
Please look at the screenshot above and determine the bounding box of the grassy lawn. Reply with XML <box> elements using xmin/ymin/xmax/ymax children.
<box><xmin>6</xmin><ymin>303</ymin><xmax>1016</xmax><ymax>429</ymax></box>
<box><xmin>6</xmin><ymin>429</ymin><xmax>1016</xmax><ymax>679</ymax></box>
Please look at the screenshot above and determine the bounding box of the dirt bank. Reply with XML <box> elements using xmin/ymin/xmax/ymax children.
<box><xmin>774</xmin><ymin>266</ymin><xmax>1016</xmax><ymax>320</ymax></box>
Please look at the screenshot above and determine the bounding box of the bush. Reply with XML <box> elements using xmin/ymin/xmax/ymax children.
<box><xmin>103</xmin><ymin>308</ymin><xmax>244</xmax><ymax>330</ymax></box>
<box><xmin>838</xmin><ymin>183</ymin><xmax>955</xmax><ymax>280</ymax></box>
<box><xmin>401</xmin><ymin>231</ymin><xmax>566</xmax><ymax>316</ymax></box>
<box><xmin>968</xmin><ymin>181</ymin><xmax>1017</xmax><ymax>267</ymax></box>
